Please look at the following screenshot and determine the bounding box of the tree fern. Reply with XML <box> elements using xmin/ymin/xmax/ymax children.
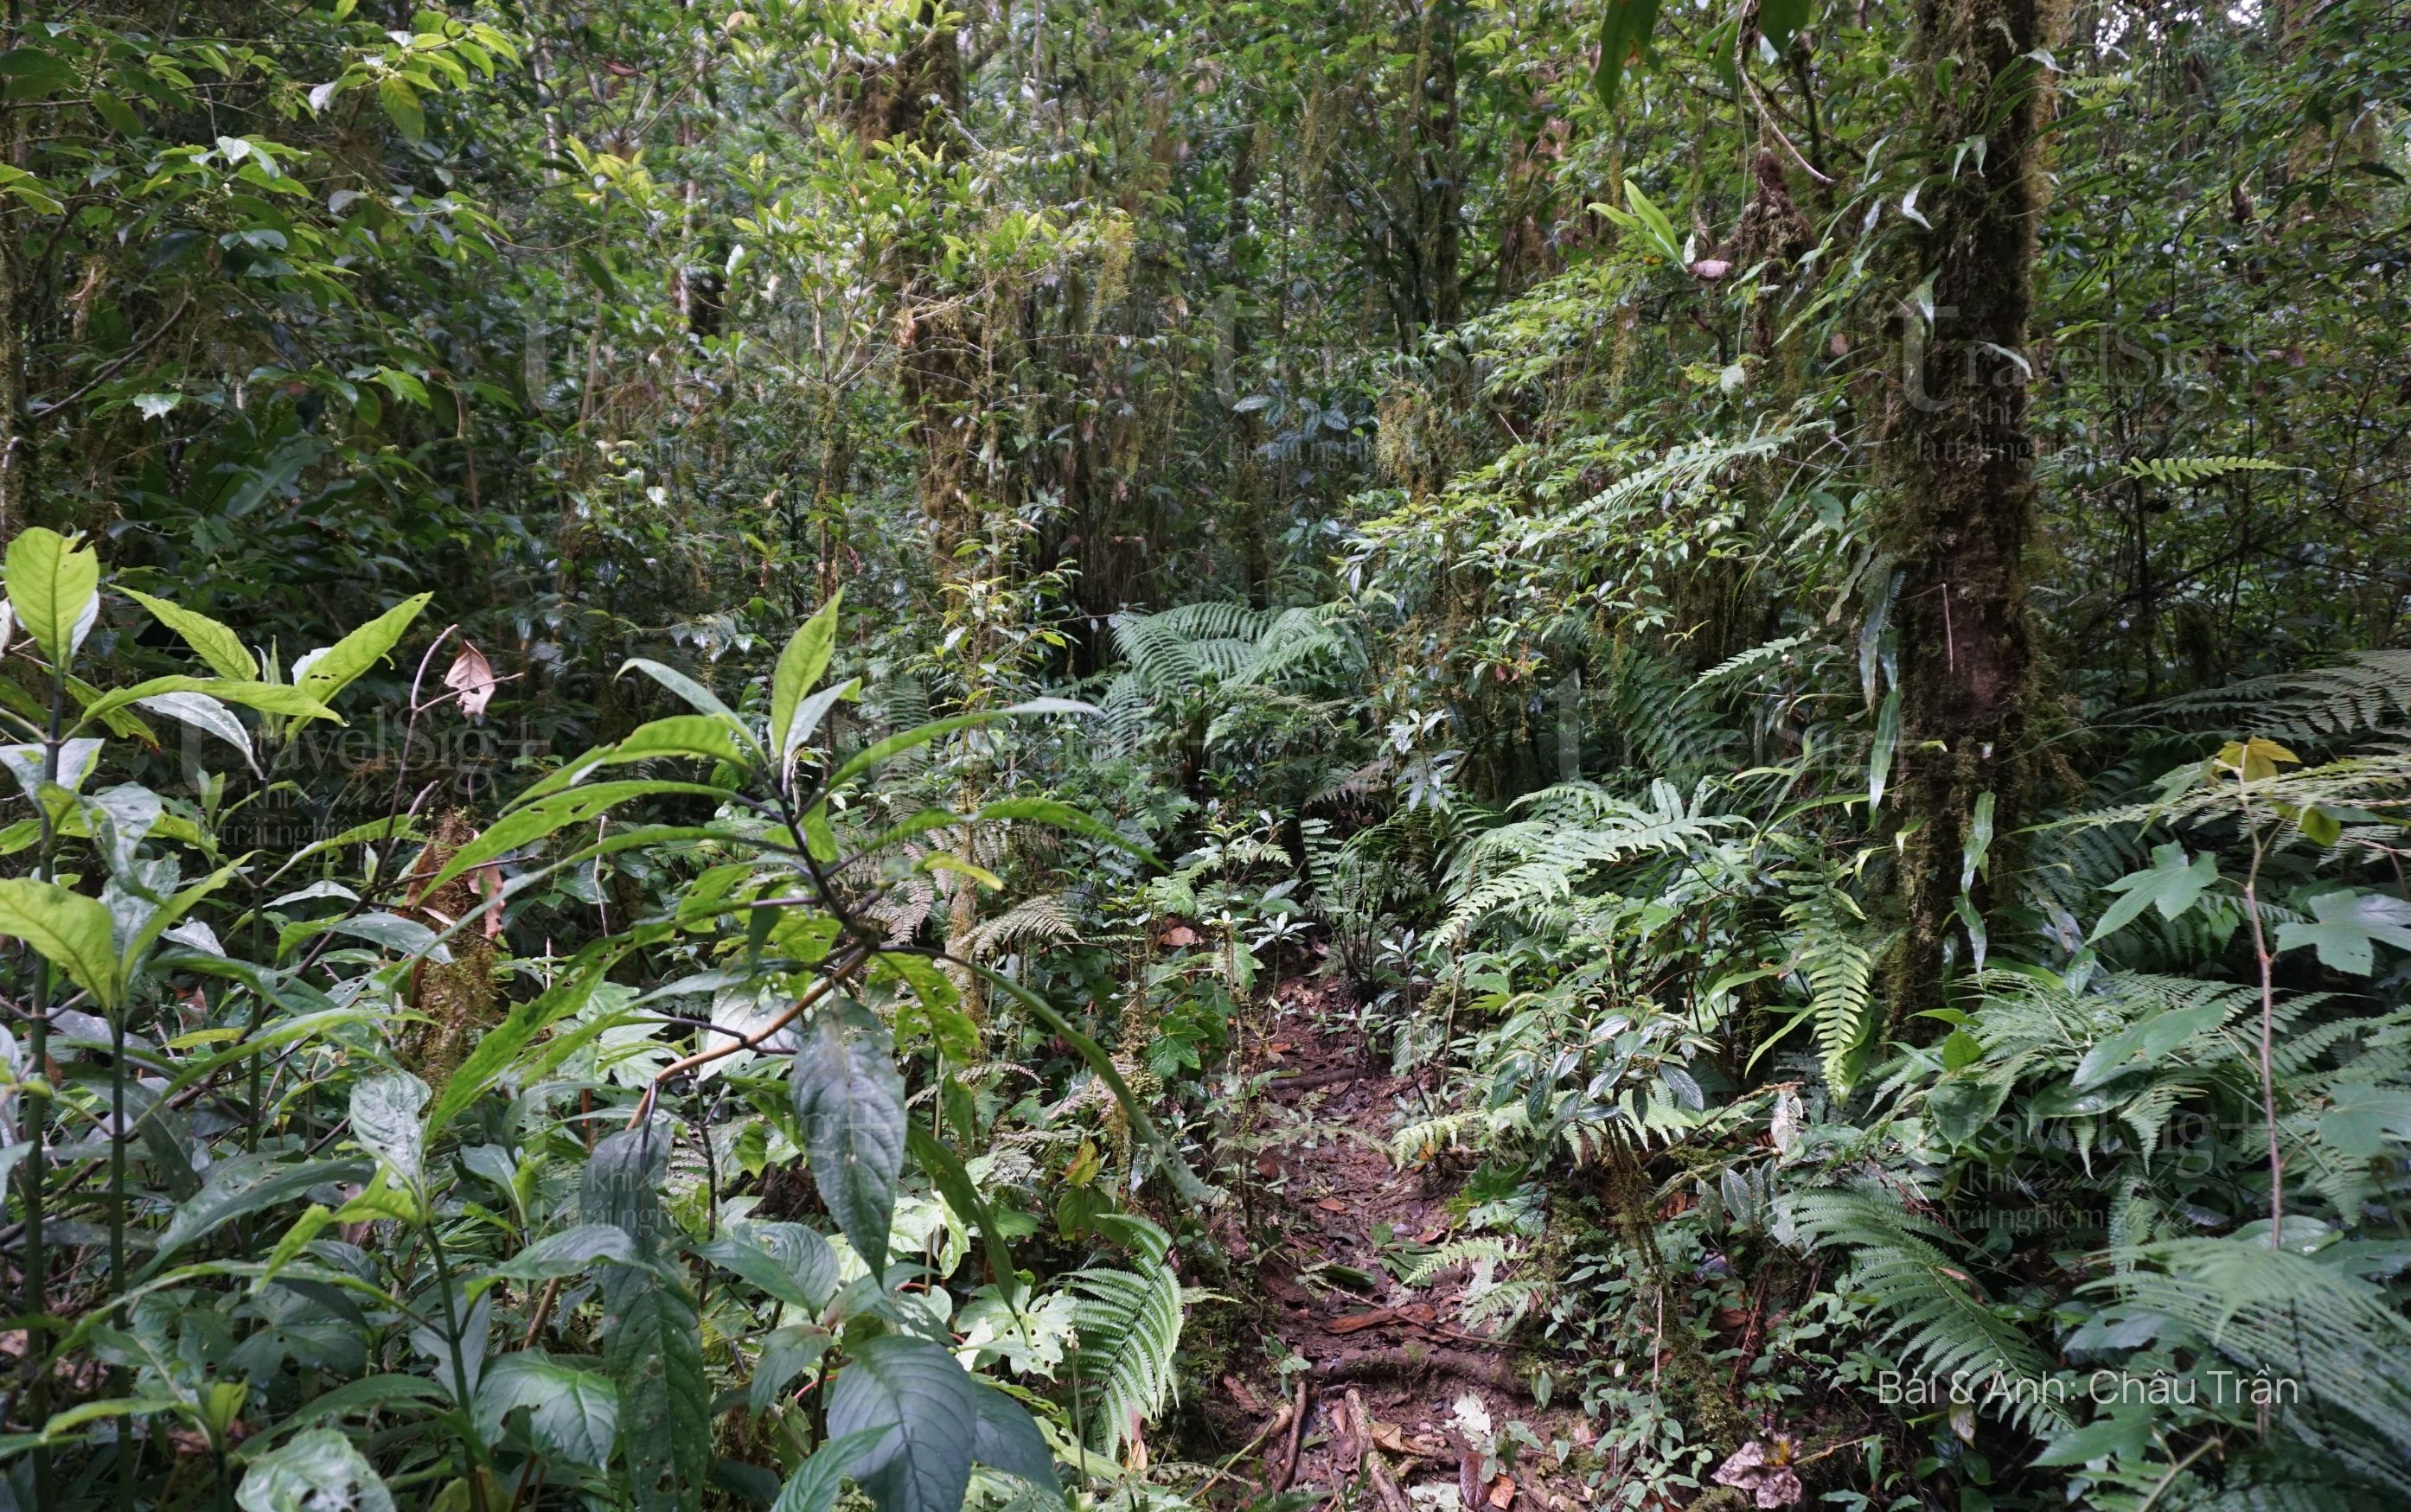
<box><xmin>2142</xmin><ymin>653</ymin><xmax>2411</xmax><ymax>746</ymax></box>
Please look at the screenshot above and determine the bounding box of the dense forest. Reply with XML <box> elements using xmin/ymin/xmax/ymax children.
<box><xmin>0</xmin><ymin>0</ymin><xmax>2408</xmax><ymax>1509</ymax></box>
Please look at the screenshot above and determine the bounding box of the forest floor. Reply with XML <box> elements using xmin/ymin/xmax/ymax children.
<box><xmin>1195</xmin><ymin>976</ymin><xmax>1601</xmax><ymax>1512</ymax></box>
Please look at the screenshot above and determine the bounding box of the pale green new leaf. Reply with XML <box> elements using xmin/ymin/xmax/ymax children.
<box><xmin>4</xmin><ymin>526</ymin><xmax>99</xmax><ymax>663</ymax></box>
<box><xmin>0</xmin><ymin>877</ymin><xmax>122</xmax><ymax>1010</ymax></box>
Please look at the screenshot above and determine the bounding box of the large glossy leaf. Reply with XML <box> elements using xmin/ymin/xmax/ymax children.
<box><xmin>0</xmin><ymin>877</ymin><xmax>121</xmax><ymax>1009</ymax></box>
<box><xmin>4</xmin><ymin>526</ymin><xmax>99</xmax><ymax>663</ymax></box>
<box><xmin>694</xmin><ymin>1223</ymin><xmax>840</xmax><ymax>1311</ymax></box>
<box><xmin>124</xmin><ymin>589</ymin><xmax>257</xmax><ymax>679</ymax></box>
<box><xmin>824</xmin><ymin>1334</ymin><xmax>979</xmax><ymax>1512</ymax></box>
<box><xmin>476</xmin><ymin>1352</ymin><xmax>621</xmax><ymax>1467</ymax></box>
<box><xmin>235</xmin><ymin>1428</ymin><xmax>397</xmax><ymax>1512</ymax></box>
<box><xmin>970</xmin><ymin>1382</ymin><xmax>1060</xmax><ymax>1499</ymax></box>
<box><xmin>793</xmin><ymin>1008</ymin><xmax>907</xmax><ymax>1270</ymax></box>
<box><xmin>772</xmin><ymin>595</ymin><xmax>842</xmax><ymax>762</ymax></box>
<box><xmin>768</xmin><ymin>1426</ymin><xmax>896</xmax><ymax>1512</ymax></box>
<box><xmin>293</xmin><ymin>593</ymin><xmax>432</xmax><ymax>713</ymax></box>
<box><xmin>601</xmin><ymin>1258</ymin><xmax>711</xmax><ymax>1512</ymax></box>
<box><xmin>350</xmin><ymin>1073</ymin><xmax>429</xmax><ymax>1185</ymax></box>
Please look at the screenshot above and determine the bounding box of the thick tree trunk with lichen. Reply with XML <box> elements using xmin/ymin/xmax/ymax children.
<box><xmin>1881</xmin><ymin>0</ymin><xmax>2054</xmax><ymax>1022</ymax></box>
<box><xmin>854</xmin><ymin>2</ymin><xmax>972</xmax><ymax>548</ymax></box>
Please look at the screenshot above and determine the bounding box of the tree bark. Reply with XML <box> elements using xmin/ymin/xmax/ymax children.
<box><xmin>1881</xmin><ymin>0</ymin><xmax>2054</xmax><ymax>1021</ymax></box>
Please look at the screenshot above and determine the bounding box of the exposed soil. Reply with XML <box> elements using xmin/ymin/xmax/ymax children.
<box><xmin>1195</xmin><ymin>975</ymin><xmax>1602</xmax><ymax>1512</ymax></box>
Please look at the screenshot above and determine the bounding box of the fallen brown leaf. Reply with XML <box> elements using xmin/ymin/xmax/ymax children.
<box><xmin>1488</xmin><ymin>1473</ymin><xmax>1517</xmax><ymax>1509</ymax></box>
<box><xmin>1323</xmin><ymin>1309</ymin><xmax>1397</xmax><ymax>1335</ymax></box>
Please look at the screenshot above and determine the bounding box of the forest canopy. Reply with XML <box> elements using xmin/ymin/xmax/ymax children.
<box><xmin>0</xmin><ymin>1</ymin><xmax>2407</xmax><ymax>1510</ymax></box>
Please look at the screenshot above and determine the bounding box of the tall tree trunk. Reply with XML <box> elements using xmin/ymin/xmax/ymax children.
<box><xmin>1881</xmin><ymin>0</ymin><xmax>2053</xmax><ymax>1020</ymax></box>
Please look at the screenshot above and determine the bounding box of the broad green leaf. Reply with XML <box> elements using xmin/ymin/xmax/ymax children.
<box><xmin>772</xmin><ymin>594</ymin><xmax>842</xmax><ymax>762</ymax></box>
<box><xmin>377</xmin><ymin>76</ymin><xmax>424</xmax><ymax>142</ymax></box>
<box><xmin>824</xmin><ymin>1334</ymin><xmax>979</xmax><ymax>1512</ymax></box>
<box><xmin>2275</xmin><ymin>890</ymin><xmax>2411</xmax><ymax>975</ymax></box>
<box><xmin>483</xmin><ymin>1224</ymin><xmax>642</xmax><ymax>1285</ymax></box>
<box><xmin>1757</xmin><ymin>0</ymin><xmax>1812</xmax><ymax>55</ymax></box>
<box><xmin>0</xmin><ymin>877</ymin><xmax>122</xmax><ymax>1009</ymax></box>
<box><xmin>970</xmin><ymin>1382</ymin><xmax>1060</xmax><ymax>1499</ymax></box>
<box><xmin>4</xmin><ymin>526</ymin><xmax>99</xmax><ymax>664</ymax></box>
<box><xmin>124</xmin><ymin>589</ymin><xmax>256</xmax><ymax>679</ymax></box>
<box><xmin>617</xmin><ymin>658</ymin><xmax>757</xmax><ymax>745</ymax></box>
<box><xmin>236</xmin><ymin>1428</ymin><xmax>397</xmax><ymax>1512</ymax></box>
<box><xmin>1592</xmin><ymin>0</ymin><xmax>1663</xmax><ymax>109</ymax></box>
<box><xmin>793</xmin><ymin>1007</ymin><xmax>907</xmax><ymax>1271</ymax></box>
<box><xmin>2070</xmin><ymin>1000</ymin><xmax>2229</xmax><ymax>1090</ymax></box>
<box><xmin>293</xmin><ymin>593</ymin><xmax>432</xmax><ymax>714</ymax></box>
<box><xmin>420</xmin><ymin>779</ymin><xmax>734</xmax><ymax>896</ymax></box>
<box><xmin>2088</xmin><ymin>845</ymin><xmax>2219</xmax><ymax>943</ymax></box>
<box><xmin>694</xmin><ymin>1223</ymin><xmax>840</xmax><ymax>1311</ymax></box>
<box><xmin>81</xmin><ymin>677</ymin><xmax>338</xmax><ymax>729</ymax></box>
<box><xmin>611</xmin><ymin>713</ymin><xmax>755</xmax><ymax>769</ymax></box>
<box><xmin>476</xmin><ymin>1353</ymin><xmax>620</xmax><ymax>1467</ymax></box>
<box><xmin>350</xmin><ymin>1073</ymin><xmax>430</xmax><ymax>1185</ymax></box>
<box><xmin>2318</xmin><ymin>1080</ymin><xmax>2411</xmax><ymax>1158</ymax></box>
<box><xmin>134</xmin><ymin>692</ymin><xmax>258</xmax><ymax>773</ymax></box>
<box><xmin>600</xmin><ymin>1256</ymin><xmax>710</xmax><ymax>1512</ymax></box>
<box><xmin>769</xmin><ymin>1426</ymin><xmax>897</xmax><ymax>1512</ymax></box>
<box><xmin>149</xmin><ymin>1156</ymin><xmax>374</xmax><ymax>1272</ymax></box>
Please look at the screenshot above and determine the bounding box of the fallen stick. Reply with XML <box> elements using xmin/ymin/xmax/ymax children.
<box><xmin>1344</xmin><ymin>1388</ymin><xmax>1417</xmax><ymax>1512</ymax></box>
<box><xmin>1196</xmin><ymin>1400</ymin><xmax>1295</xmax><ymax>1502</ymax></box>
<box><xmin>1271</xmin><ymin>1067</ymin><xmax>1368</xmax><ymax>1091</ymax></box>
<box><xmin>1272</xmin><ymin>1376</ymin><xmax>1312</xmax><ymax>1492</ymax></box>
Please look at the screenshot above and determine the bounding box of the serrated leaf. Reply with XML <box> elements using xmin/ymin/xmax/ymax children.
<box><xmin>793</xmin><ymin>1008</ymin><xmax>906</xmax><ymax>1271</ymax></box>
<box><xmin>601</xmin><ymin>1258</ymin><xmax>710</xmax><ymax>1512</ymax></box>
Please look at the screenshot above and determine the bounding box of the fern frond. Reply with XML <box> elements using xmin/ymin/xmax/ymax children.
<box><xmin>2120</xmin><ymin>455</ymin><xmax>2294</xmax><ymax>486</ymax></box>
<box><xmin>1065</xmin><ymin>1248</ymin><xmax>1184</xmax><ymax>1457</ymax></box>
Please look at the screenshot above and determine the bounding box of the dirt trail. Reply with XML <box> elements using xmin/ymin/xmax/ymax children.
<box><xmin>1206</xmin><ymin>978</ymin><xmax>1595</xmax><ymax>1512</ymax></box>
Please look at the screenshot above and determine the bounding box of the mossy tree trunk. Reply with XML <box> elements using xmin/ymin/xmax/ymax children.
<box><xmin>1882</xmin><ymin>0</ymin><xmax>2056</xmax><ymax>1020</ymax></box>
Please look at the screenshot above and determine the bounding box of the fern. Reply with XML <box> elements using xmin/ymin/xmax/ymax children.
<box><xmin>2119</xmin><ymin>455</ymin><xmax>2294</xmax><ymax>486</ymax></box>
<box><xmin>2143</xmin><ymin>652</ymin><xmax>2411</xmax><ymax>747</ymax></box>
<box><xmin>1064</xmin><ymin>1242</ymin><xmax>1184</xmax><ymax>1458</ymax></box>
<box><xmin>2095</xmin><ymin>1239</ymin><xmax>2411</xmax><ymax>1473</ymax></box>
<box><xmin>1400</xmin><ymin>1237</ymin><xmax>1521</xmax><ymax>1286</ymax></box>
<box><xmin>1784</xmin><ymin>1190</ymin><xmax>2071</xmax><ymax>1432</ymax></box>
